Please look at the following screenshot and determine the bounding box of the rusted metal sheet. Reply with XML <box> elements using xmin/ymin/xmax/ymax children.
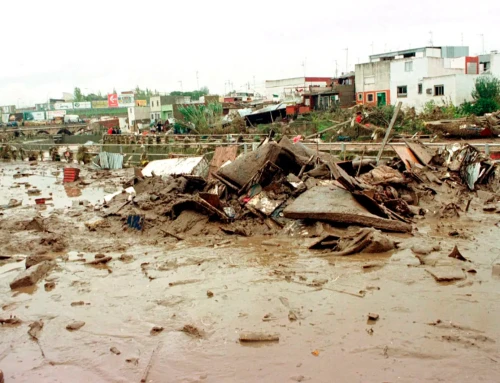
<box><xmin>208</xmin><ymin>146</ymin><xmax>238</xmax><ymax>182</ymax></box>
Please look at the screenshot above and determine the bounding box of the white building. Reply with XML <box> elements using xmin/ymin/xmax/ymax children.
<box><xmin>128</xmin><ymin>106</ymin><xmax>151</xmax><ymax>131</ymax></box>
<box><xmin>389</xmin><ymin>56</ymin><xmax>477</xmax><ymax>111</ymax></box>
<box><xmin>355</xmin><ymin>46</ymin><xmax>480</xmax><ymax>111</ymax></box>
<box><xmin>264</xmin><ymin>77</ymin><xmax>332</xmax><ymax>102</ymax></box>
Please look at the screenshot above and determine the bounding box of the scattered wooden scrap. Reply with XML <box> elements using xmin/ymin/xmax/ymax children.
<box><xmin>239</xmin><ymin>332</ymin><xmax>280</xmax><ymax>342</ymax></box>
<box><xmin>448</xmin><ymin>245</ymin><xmax>468</xmax><ymax>262</ymax></box>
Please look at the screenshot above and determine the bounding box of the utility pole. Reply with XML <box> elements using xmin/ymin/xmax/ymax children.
<box><xmin>335</xmin><ymin>60</ymin><xmax>338</xmax><ymax>78</ymax></box>
<box><xmin>429</xmin><ymin>31</ymin><xmax>434</xmax><ymax>47</ymax></box>
<box><xmin>344</xmin><ymin>48</ymin><xmax>348</xmax><ymax>73</ymax></box>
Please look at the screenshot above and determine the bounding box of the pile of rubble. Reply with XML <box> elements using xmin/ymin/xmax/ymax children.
<box><xmin>425</xmin><ymin>111</ymin><xmax>500</xmax><ymax>138</ymax></box>
<box><xmin>102</xmin><ymin>136</ymin><xmax>499</xmax><ymax>247</ymax></box>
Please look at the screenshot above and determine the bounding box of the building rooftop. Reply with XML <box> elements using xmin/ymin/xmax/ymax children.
<box><xmin>369</xmin><ymin>46</ymin><xmax>469</xmax><ymax>62</ymax></box>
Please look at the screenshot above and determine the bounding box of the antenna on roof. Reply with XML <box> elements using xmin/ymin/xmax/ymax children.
<box><xmin>429</xmin><ymin>31</ymin><xmax>434</xmax><ymax>47</ymax></box>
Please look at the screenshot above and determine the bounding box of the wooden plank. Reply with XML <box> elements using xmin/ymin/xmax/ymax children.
<box><xmin>376</xmin><ymin>102</ymin><xmax>402</xmax><ymax>165</ymax></box>
<box><xmin>392</xmin><ymin>145</ymin><xmax>421</xmax><ymax>171</ymax></box>
<box><xmin>208</xmin><ymin>146</ymin><xmax>238</xmax><ymax>181</ymax></box>
<box><xmin>283</xmin><ymin>186</ymin><xmax>412</xmax><ymax>233</ymax></box>
<box><xmin>405</xmin><ymin>140</ymin><xmax>433</xmax><ymax>165</ymax></box>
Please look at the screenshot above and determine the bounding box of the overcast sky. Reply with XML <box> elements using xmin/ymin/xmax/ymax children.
<box><xmin>1</xmin><ymin>0</ymin><xmax>499</xmax><ymax>107</ymax></box>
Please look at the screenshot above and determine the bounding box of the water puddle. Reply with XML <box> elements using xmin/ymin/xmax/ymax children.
<box><xmin>0</xmin><ymin>163</ymin><xmax>110</xmax><ymax>211</ymax></box>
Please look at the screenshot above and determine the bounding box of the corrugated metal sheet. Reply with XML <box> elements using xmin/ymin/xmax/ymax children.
<box><xmin>142</xmin><ymin>157</ymin><xmax>209</xmax><ymax>178</ymax></box>
<box><xmin>93</xmin><ymin>152</ymin><xmax>124</xmax><ymax>170</ymax></box>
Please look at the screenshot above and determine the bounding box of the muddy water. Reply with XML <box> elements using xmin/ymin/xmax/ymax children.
<box><xmin>0</xmin><ymin>162</ymin><xmax>118</xmax><ymax>211</ymax></box>
<box><xmin>1</xmin><ymin>163</ymin><xmax>500</xmax><ymax>382</ymax></box>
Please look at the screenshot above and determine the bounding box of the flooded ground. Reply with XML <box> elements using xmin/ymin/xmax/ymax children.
<box><xmin>1</xmin><ymin>161</ymin><xmax>500</xmax><ymax>383</ymax></box>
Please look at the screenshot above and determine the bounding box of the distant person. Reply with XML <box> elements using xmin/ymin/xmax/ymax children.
<box><xmin>107</xmin><ymin>127</ymin><xmax>113</xmax><ymax>135</ymax></box>
<box><xmin>157</xmin><ymin>120</ymin><xmax>163</xmax><ymax>133</ymax></box>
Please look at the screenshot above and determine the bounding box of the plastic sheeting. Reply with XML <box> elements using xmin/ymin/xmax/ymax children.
<box><xmin>93</xmin><ymin>152</ymin><xmax>124</xmax><ymax>170</ymax></box>
<box><xmin>141</xmin><ymin>157</ymin><xmax>209</xmax><ymax>178</ymax></box>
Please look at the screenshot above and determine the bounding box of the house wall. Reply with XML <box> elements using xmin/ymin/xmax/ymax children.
<box><xmin>355</xmin><ymin>61</ymin><xmax>391</xmax><ymax>105</ymax></box>
<box><xmin>390</xmin><ymin>57</ymin><xmax>466</xmax><ymax>110</ymax></box>
<box><xmin>160</xmin><ymin>105</ymin><xmax>174</xmax><ymax>121</ymax></box>
<box><xmin>128</xmin><ymin>107</ymin><xmax>151</xmax><ymax>130</ymax></box>
<box><xmin>426</xmin><ymin>48</ymin><xmax>442</xmax><ymax>58</ymax></box>
<box><xmin>403</xmin><ymin>74</ymin><xmax>478</xmax><ymax>112</ymax></box>
<box><xmin>490</xmin><ymin>53</ymin><xmax>500</xmax><ymax>76</ymax></box>
<box><xmin>150</xmin><ymin>96</ymin><xmax>161</xmax><ymax>113</ymax></box>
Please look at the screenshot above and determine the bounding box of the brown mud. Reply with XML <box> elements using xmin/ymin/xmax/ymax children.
<box><xmin>0</xmin><ymin>162</ymin><xmax>499</xmax><ymax>382</ymax></box>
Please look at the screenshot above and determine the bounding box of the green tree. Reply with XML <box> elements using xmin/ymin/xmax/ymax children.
<box><xmin>74</xmin><ymin>87</ymin><xmax>83</xmax><ymax>102</ymax></box>
<box><xmin>465</xmin><ymin>75</ymin><xmax>500</xmax><ymax>116</ymax></box>
<box><xmin>169</xmin><ymin>87</ymin><xmax>210</xmax><ymax>101</ymax></box>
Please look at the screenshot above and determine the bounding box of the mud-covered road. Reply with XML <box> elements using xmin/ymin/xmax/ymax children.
<box><xmin>1</xmin><ymin>162</ymin><xmax>499</xmax><ymax>383</ymax></box>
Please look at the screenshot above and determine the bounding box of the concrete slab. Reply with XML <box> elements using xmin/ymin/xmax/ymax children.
<box><xmin>426</xmin><ymin>266</ymin><xmax>466</xmax><ymax>282</ymax></box>
<box><xmin>283</xmin><ymin>186</ymin><xmax>412</xmax><ymax>233</ymax></box>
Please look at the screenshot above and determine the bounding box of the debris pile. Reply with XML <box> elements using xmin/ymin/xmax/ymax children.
<box><xmin>425</xmin><ymin>111</ymin><xmax>500</xmax><ymax>138</ymax></box>
<box><xmin>102</xmin><ymin>136</ymin><xmax>499</xmax><ymax>246</ymax></box>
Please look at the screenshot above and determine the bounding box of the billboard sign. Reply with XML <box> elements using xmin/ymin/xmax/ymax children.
<box><xmin>92</xmin><ymin>100</ymin><xmax>108</xmax><ymax>109</ymax></box>
<box><xmin>108</xmin><ymin>94</ymin><xmax>119</xmax><ymax>108</ymax></box>
<box><xmin>54</xmin><ymin>102</ymin><xmax>73</xmax><ymax>110</ymax></box>
<box><xmin>47</xmin><ymin>110</ymin><xmax>67</xmax><ymax>119</ymax></box>
<box><xmin>135</xmin><ymin>100</ymin><xmax>147</xmax><ymax>107</ymax></box>
<box><xmin>9</xmin><ymin>113</ymin><xmax>24</xmax><ymax>122</ymax></box>
<box><xmin>118</xmin><ymin>94</ymin><xmax>134</xmax><ymax>107</ymax></box>
<box><xmin>73</xmin><ymin>101</ymin><xmax>91</xmax><ymax>109</ymax></box>
<box><xmin>24</xmin><ymin>111</ymin><xmax>46</xmax><ymax>121</ymax></box>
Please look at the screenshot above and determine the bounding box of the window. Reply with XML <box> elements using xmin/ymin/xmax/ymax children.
<box><xmin>151</xmin><ymin>114</ymin><xmax>154</xmax><ymax>119</ymax></box>
<box><xmin>397</xmin><ymin>86</ymin><xmax>408</xmax><ymax>97</ymax></box>
<box><xmin>151</xmin><ymin>101</ymin><xmax>154</xmax><ymax>107</ymax></box>
<box><xmin>434</xmin><ymin>85</ymin><xmax>444</xmax><ymax>96</ymax></box>
<box><xmin>357</xmin><ymin>93</ymin><xmax>363</xmax><ymax>101</ymax></box>
<box><xmin>367</xmin><ymin>94</ymin><xmax>374</xmax><ymax>102</ymax></box>
<box><xmin>157</xmin><ymin>101</ymin><xmax>160</xmax><ymax>107</ymax></box>
<box><xmin>405</xmin><ymin>62</ymin><xmax>413</xmax><ymax>72</ymax></box>
<box><xmin>418</xmin><ymin>84</ymin><xmax>423</xmax><ymax>94</ymax></box>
